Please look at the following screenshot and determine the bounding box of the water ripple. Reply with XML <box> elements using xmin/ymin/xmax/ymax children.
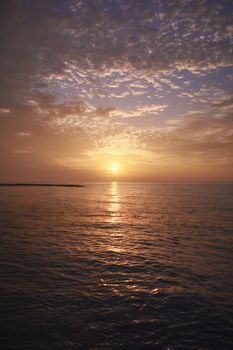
<box><xmin>0</xmin><ymin>183</ymin><xmax>233</xmax><ymax>349</ymax></box>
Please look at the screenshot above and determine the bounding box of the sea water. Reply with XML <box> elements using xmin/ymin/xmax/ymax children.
<box><xmin>0</xmin><ymin>183</ymin><xmax>232</xmax><ymax>349</ymax></box>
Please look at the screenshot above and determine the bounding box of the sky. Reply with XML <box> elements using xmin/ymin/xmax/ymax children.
<box><xmin>0</xmin><ymin>0</ymin><xmax>232</xmax><ymax>182</ymax></box>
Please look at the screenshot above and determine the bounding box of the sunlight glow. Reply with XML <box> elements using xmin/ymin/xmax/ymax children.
<box><xmin>110</xmin><ymin>164</ymin><xmax>120</xmax><ymax>173</ymax></box>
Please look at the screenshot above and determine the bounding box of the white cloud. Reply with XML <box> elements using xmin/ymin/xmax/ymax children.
<box><xmin>17</xmin><ymin>132</ymin><xmax>32</xmax><ymax>137</ymax></box>
<box><xmin>0</xmin><ymin>108</ymin><xmax>11</xmax><ymax>114</ymax></box>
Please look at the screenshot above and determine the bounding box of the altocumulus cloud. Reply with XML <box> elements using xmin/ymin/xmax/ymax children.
<box><xmin>0</xmin><ymin>0</ymin><xmax>232</xmax><ymax>180</ymax></box>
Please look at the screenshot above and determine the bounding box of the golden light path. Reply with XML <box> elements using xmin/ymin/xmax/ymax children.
<box><xmin>107</xmin><ymin>181</ymin><xmax>124</xmax><ymax>254</ymax></box>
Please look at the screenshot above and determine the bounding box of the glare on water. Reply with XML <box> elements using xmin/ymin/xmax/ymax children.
<box><xmin>107</xmin><ymin>182</ymin><xmax>125</xmax><ymax>253</ymax></box>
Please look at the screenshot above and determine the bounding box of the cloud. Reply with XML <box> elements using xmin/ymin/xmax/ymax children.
<box><xmin>0</xmin><ymin>0</ymin><xmax>232</xmax><ymax>109</ymax></box>
<box><xmin>95</xmin><ymin>107</ymin><xmax>116</xmax><ymax>117</ymax></box>
<box><xmin>137</xmin><ymin>111</ymin><xmax>233</xmax><ymax>165</ymax></box>
<box><xmin>211</xmin><ymin>96</ymin><xmax>233</xmax><ymax>109</ymax></box>
<box><xmin>0</xmin><ymin>108</ymin><xmax>11</xmax><ymax>114</ymax></box>
<box><xmin>16</xmin><ymin>132</ymin><xmax>32</xmax><ymax>137</ymax></box>
<box><xmin>0</xmin><ymin>0</ymin><xmax>232</xmax><ymax>180</ymax></box>
<box><xmin>13</xmin><ymin>149</ymin><xmax>32</xmax><ymax>154</ymax></box>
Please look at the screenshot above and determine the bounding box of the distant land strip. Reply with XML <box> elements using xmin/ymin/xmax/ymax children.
<box><xmin>0</xmin><ymin>183</ymin><xmax>84</xmax><ymax>187</ymax></box>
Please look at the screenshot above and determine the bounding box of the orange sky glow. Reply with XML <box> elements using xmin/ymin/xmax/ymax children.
<box><xmin>0</xmin><ymin>1</ymin><xmax>232</xmax><ymax>182</ymax></box>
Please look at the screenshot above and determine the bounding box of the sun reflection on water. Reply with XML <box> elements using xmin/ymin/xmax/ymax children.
<box><xmin>106</xmin><ymin>182</ymin><xmax>124</xmax><ymax>253</ymax></box>
<box><xmin>109</xmin><ymin>181</ymin><xmax>120</xmax><ymax>224</ymax></box>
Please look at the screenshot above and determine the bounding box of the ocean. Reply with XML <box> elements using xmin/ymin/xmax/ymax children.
<box><xmin>0</xmin><ymin>183</ymin><xmax>232</xmax><ymax>349</ymax></box>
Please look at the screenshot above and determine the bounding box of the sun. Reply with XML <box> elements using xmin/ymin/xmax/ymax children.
<box><xmin>110</xmin><ymin>164</ymin><xmax>120</xmax><ymax>173</ymax></box>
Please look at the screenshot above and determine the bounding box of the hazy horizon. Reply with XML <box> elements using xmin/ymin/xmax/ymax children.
<box><xmin>1</xmin><ymin>180</ymin><xmax>233</xmax><ymax>184</ymax></box>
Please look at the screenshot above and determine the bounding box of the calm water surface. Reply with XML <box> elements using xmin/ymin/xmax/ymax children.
<box><xmin>0</xmin><ymin>183</ymin><xmax>233</xmax><ymax>349</ymax></box>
